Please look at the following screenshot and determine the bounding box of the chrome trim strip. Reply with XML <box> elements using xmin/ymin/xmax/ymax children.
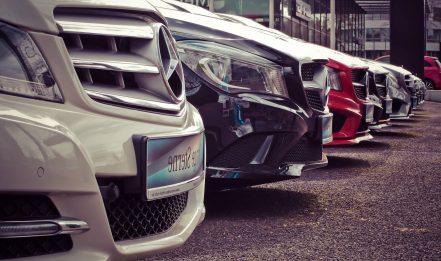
<box><xmin>323</xmin><ymin>136</ymin><xmax>333</xmax><ymax>144</ymax></box>
<box><xmin>250</xmin><ymin>135</ymin><xmax>274</xmax><ymax>164</ymax></box>
<box><xmin>352</xmin><ymin>82</ymin><xmax>366</xmax><ymax>87</ymax></box>
<box><xmin>369</xmin><ymin>123</ymin><xmax>391</xmax><ymax>130</ymax></box>
<box><xmin>86</xmin><ymin>90</ymin><xmax>185</xmax><ymax>113</ymax></box>
<box><xmin>238</xmin><ymin>93</ymin><xmax>309</xmax><ymax>118</ymax></box>
<box><xmin>56</xmin><ymin>218</ymin><xmax>90</xmax><ymax>235</ymax></box>
<box><xmin>146</xmin><ymin>171</ymin><xmax>205</xmax><ymax>201</ymax></box>
<box><xmin>279</xmin><ymin>154</ymin><xmax>328</xmax><ymax>175</ymax></box>
<box><xmin>351</xmin><ymin>133</ymin><xmax>374</xmax><ymax>143</ymax></box>
<box><xmin>390</xmin><ymin>115</ymin><xmax>410</xmax><ymax>119</ymax></box>
<box><xmin>208</xmin><ymin>166</ymin><xmax>237</xmax><ymax>171</ymax></box>
<box><xmin>0</xmin><ymin>218</ymin><xmax>89</xmax><ymax>238</ymax></box>
<box><xmin>71</xmin><ymin>54</ymin><xmax>159</xmax><ymax>74</ymax></box>
<box><xmin>56</xmin><ymin>14</ymin><xmax>154</xmax><ymax>39</ymax></box>
<box><xmin>144</xmin><ymin>129</ymin><xmax>204</xmax><ymax>139</ymax></box>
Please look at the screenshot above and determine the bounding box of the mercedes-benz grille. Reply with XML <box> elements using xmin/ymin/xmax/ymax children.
<box><xmin>54</xmin><ymin>8</ymin><xmax>185</xmax><ymax>114</ymax></box>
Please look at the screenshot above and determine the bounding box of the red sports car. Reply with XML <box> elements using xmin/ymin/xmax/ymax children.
<box><xmin>310</xmin><ymin>45</ymin><xmax>375</xmax><ymax>145</ymax></box>
<box><xmin>327</xmin><ymin>59</ymin><xmax>375</xmax><ymax>145</ymax></box>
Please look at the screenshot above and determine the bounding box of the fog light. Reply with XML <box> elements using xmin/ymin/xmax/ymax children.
<box><xmin>0</xmin><ymin>221</ymin><xmax>59</xmax><ymax>238</ymax></box>
<box><xmin>0</xmin><ymin>218</ymin><xmax>89</xmax><ymax>238</ymax></box>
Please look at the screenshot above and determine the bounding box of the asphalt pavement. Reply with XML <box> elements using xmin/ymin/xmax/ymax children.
<box><xmin>153</xmin><ymin>101</ymin><xmax>441</xmax><ymax>260</ymax></box>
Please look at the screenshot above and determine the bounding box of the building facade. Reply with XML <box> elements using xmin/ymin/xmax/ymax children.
<box><xmin>178</xmin><ymin>0</ymin><xmax>366</xmax><ymax>55</ymax></box>
<box><xmin>365</xmin><ymin>0</ymin><xmax>440</xmax><ymax>59</ymax></box>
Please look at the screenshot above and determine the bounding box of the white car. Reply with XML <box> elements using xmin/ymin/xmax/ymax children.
<box><xmin>0</xmin><ymin>0</ymin><xmax>205</xmax><ymax>260</ymax></box>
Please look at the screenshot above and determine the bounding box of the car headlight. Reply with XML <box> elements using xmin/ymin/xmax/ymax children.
<box><xmin>176</xmin><ymin>41</ymin><xmax>289</xmax><ymax>98</ymax></box>
<box><xmin>327</xmin><ymin>68</ymin><xmax>342</xmax><ymax>91</ymax></box>
<box><xmin>0</xmin><ymin>22</ymin><xmax>62</xmax><ymax>102</ymax></box>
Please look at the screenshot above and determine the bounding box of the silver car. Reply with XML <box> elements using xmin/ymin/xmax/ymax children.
<box><xmin>0</xmin><ymin>0</ymin><xmax>205</xmax><ymax>260</ymax></box>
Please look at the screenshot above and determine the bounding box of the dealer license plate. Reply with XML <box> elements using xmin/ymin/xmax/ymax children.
<box><xmin>365</xmin><ymin>103</ymin><xmax>375</xmax><ymax>123</ymax></box>
<box><xmin>144</xmin><ymin>133</ymin><xmax>204</xmax><ymax>200</ymax></box>
<box><xmin>385</xmin><ymin>98</ymin><xmax>393</xmax><ymax>114</ymax></box>
<box><xmin>321</xmin><ymin>113</ymin><xmax>333</xmax><ymax>144</ymax></box>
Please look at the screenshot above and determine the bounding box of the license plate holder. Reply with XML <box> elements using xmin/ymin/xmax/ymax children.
<box><xmin>135</xmin><ymin>133</ymin><xmax>205</xmax><ymax>201</ymax></box>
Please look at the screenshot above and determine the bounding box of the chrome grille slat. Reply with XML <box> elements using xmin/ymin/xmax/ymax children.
<box><xmin>56</xmin><ymin>14</ymin><xmax>154</xmax><ymax>39</ymax></box>
<box><xmin>84</xmin><ymin>88</ymin><xmax>185</xmax><ymax>113</ymax></box>
<box><xmin>69</xmin><ymin>50</ymin><xmax>160</xmax><ymax>74</ymax></box>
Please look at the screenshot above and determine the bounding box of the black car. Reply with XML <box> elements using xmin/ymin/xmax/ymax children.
<box><xmin>152</xmin><ymin>0</ymin><xmax>332</xmax><ymax>190</ymax></box>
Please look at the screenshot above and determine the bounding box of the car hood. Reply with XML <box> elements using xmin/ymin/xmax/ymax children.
<box><xmin>154</xmin><ymin>4</ymin><xmax>328</xmax><ymax>64</ymax></box>
<box><xmin>375</xmin><ymin>62</ymin><xmax>412</xmax><ymax>77</ymax></box>
<box><xmin>299</xmin><ymin>42</ymin><xmax>367</xmax><ymax>69</ymax></box>
<box><xmin>361</xmin><ymin>59</ymin><xmax>391</xmax><ymax>75</ymax></box>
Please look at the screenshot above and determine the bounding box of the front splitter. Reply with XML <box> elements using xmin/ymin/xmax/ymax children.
<box><xmin>206</xmin><ymin>154</ymin><xmax>328</xmax><ymax>190</ymax></box>
<box><xmin>326</xmin><ymin>132</ymin><xmax>374</xmax><ymax>146</ymax></box>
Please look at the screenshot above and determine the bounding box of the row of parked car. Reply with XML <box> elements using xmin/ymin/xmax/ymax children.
<box><xmin>0</xmin><ymin>0</ymin><xmax>426</xmax><ymax>260</ymax></box>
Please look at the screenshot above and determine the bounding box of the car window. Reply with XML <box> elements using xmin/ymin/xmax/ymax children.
<box><xmin>435</xmin><ymin>59</ymin><xmax>441</xmax><ymax>68</ymax></box>
<box><xmin>424</xmin><ymin>61</ymin><xmax>432</xmax><ymax>67</ymax></box>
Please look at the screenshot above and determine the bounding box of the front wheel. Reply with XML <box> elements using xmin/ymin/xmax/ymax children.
<box><xmin>424</xmin><ymin>79</ymin><xmax>435</xmax><ymax>90</ymax></box>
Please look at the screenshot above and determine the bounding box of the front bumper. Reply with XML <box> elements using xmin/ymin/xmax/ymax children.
<box><xmin>0</xmin><ymin>96</ymin><xmax>206</xmax><ymax>261</ymax></box>
<box><xmin>207</xmin><ymin>152</ymin><xmax>328</xmax><ymax>190</ymax></box>
<box><xmin>184</xmin><ymin>67</ymin><xmax>328</xmax><ymax>190</ymax></box>
<box><xmin>327</xmin><ymin>90</ymin><xmax>374</xmax><ymax>146</ymax></box>
<box><xmin>390</xmin><ymin>99</ymin><xmax>412</xmax><ymax>119</ymax></box>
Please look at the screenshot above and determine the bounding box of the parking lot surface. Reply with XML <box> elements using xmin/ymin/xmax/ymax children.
<box><xmin>153</xmin><ymin>102</ymin><xmax>441</xmax><ymax>260</ymax></box>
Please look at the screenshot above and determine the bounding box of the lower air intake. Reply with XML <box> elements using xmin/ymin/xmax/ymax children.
<box><xmin>265</xmin><ymin>135</ymin><xmax>322</xmax><ymax>166</ymax></box>
<box><xmin>105</xmin><ymin>193</ymin><xmax>188</xmax><ymax>241</ymax></box>
<box><xmin>0</xmin><ymin>235</ymin><xmax>73</xmax><ymax>260</ymax></box>
<box><xmin>280</xmin><ymin>137</ymin><xmax>323</xmax><ymax>163</ymax></box>
<box><xmin>305</xmin><ymin>89</ymin><xmax>324</xmax><ymax>111</ymax></box>
<box><xmin>0</xmin><ymin>195</ymin><xmax>60</xmax><ymax>220</ymax></box>
<box><xmin>210</xmin><ymin>134</ymin><xmax>268</xmax><ymax>168</ymax></box>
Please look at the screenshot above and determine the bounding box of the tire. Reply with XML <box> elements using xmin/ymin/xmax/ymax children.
<box><xmin>424</xmin><ymin>79</ymin><xmax>435</xmax><ymax>90</ymax></box>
